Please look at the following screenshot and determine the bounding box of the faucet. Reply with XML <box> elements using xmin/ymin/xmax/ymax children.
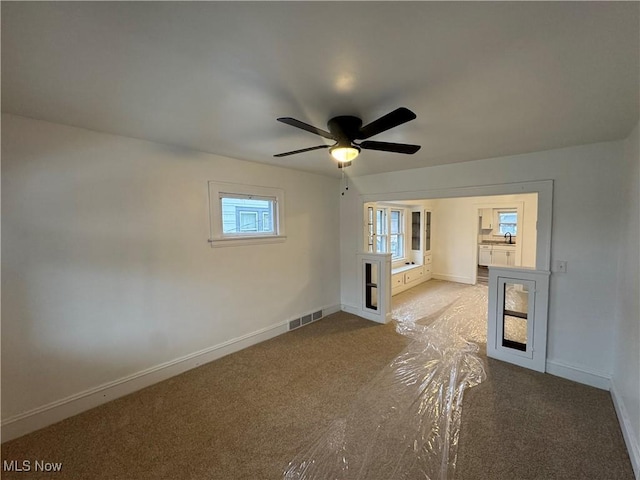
<box><xmin>504</xmin><ymin>232</ymin><xmax>512</xmax><ymax>244</ymax></box>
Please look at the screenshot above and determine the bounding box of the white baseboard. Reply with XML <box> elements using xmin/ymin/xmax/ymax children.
<box><xmin>322</xmin><ymin>304</ymin><xmax>342</xmax><ymax>317</ymax></box>
<box><xmin>545</xmin><ymin>359</ymin><xmax>611</xmax><ymax>390</ymax></box>
<box><xmin>432</xmin><ymin>273</ymin><xmax>474</xmax><ymax>285</ymax></box>
<box><xmin>340</xmin><ymin>303</ymin><xmax>391</xmax><ymax>324</ymax></box>
<box><xmin>611</xmin><ymin>381</ymin><xmax>640</xmax><ymax>479</ymax></box>
<box><xmin>2</xmin><ymin>304</ymin><xmax>339</xmax><ymax>443</ymax></box>
<box><xmin>341</xmin><ymin>303</ymin><xmax>360</xmax><ymax>316</ymax></box>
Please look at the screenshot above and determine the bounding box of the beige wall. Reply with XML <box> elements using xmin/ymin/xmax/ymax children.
<box><xmin>341</xmin><ymin>140</ymin><xmax>625</xmax><ymax>385</ymax></box>
<box><xmin>612</xmin><ymin>122</ymin><xmax>640</xmax><ymax>476</ymax></box>
<box><xmin>2</xmin><ymin>114</ymin><xmax>341</xmax><ymax>426</ymax></box>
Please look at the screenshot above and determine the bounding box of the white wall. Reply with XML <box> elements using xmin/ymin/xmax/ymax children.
<box><xmin>2</xmin><ymin>115</ymin><xmax>341</xmax><ymax>430</ymax></box>
<box><xmin>430</xmin><ymin>194</ymin><xmax>537</xmax><ymax>284</ymax></box>
<box><xmin>612</xmin><ymin>122</ymin><xmax>640</xmax><ymax>477</ymax></box>
<box><xmin>340</xmin><ymin>140</ymin><xmax>624</xmax><ymax>384</ymax></box>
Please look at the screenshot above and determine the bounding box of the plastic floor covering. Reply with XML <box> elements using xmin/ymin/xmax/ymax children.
<box><xmin>284</xmin><ymin>282</ymin><xmax>489</xmax><ymax>480</ymax></box>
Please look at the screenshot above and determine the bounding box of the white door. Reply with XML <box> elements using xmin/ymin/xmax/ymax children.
<box><xmin>487</xmin><ymin>267</ymin><xmax>550</xmax><ymax>372</ymax></box>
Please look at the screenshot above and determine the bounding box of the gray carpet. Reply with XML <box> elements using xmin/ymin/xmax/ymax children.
<box><xmin>1</xmin><ymin>281</ymin><xmax>634</xmax><ymax>479</ymax></box>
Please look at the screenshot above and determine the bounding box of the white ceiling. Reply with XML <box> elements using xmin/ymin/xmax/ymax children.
<box><xmin>2</xmin><ymin>2</ymin><xmax>638</xmax><ymax>178</ymax></box>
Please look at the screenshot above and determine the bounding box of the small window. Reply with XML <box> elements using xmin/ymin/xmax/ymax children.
<box><xmin>376</xmin><ymin>208</ymin><xmax>388</xmax><ymax>253</ymax></box>
<box><xmin>369</xmin><ymin>206</ymin><xmax>406</xmax><ymax>260</ymax></box>
<box><xmin>209</xmin><ymin>182</ymin><xmax>286</xmax><ymax>247</ymax></box>
<box><xmin>366</xmin><ymin>206</ymin><xmax>375</xmax><ymax>252</ymax></box>
<box><xmin>389</xmin><ymin>209</ymin><xmax>404</xmax><ymax>259</ymax></box>
<box><xmin>498</xmin><ymin>211</ymin><xmax>517</xmax><ymax>235</ymax></box>
<box><xmin>221</xmin><ymin>196</ymin><xmax>273</xmax><ymax>234</ymax></box>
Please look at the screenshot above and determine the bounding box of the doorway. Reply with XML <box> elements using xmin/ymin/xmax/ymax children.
<box><xmin>353</xmin><ymin>180</ymin><xmax>552</xmax><ymax>373</ymax></box>
<box><xmin>363</xmin><ymin>193</ymin><xmax>538</xmax><ymax>296</ymax></box>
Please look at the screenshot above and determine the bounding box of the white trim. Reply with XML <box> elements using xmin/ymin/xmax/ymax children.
<box><xmin>545</xmin><ymin>359</ymin><xmax>612</xmax><ymax>390</ymax></box>
<box><xmin>341</xmin><ymin>303</ymin><xmax>361</xmax><ymax>316</ymax></box>
<box><xmin>208</xmin><ymin>181</ymin><xmax>286</xmax><ymax>247</ymax></box>
<box><xmin>321</xmin><ymin>304</ymin><xmax>342</xmax><ymax>317</ymax></box>
<box><xmin>340</xmin><ymin>303</ymin><xmax>392</xmax><ymax>324</ymax></box>
<box><xmin>487</xmin><ymin>267</ymin><xmax>550</xmax><ymax>373</ymax></box>
<box><xmin>1</xmin><ymin>304</ymin><xmax>340</xmax><ymax>443</ymax></box>
<box><xmin>357</xmin><ymin>253</ymin><xmax>393</xmax><ymax>324</ymax></box>
<box><xmin>432</xmin><ymin>273</ymin><xmax>474</xmax><ymax>285</ymax></box>
<box><xmin>611</xmin><ymin>381</ymin><xmax>640</xmax><ymax>479</ymax></box>
<box><xmin>208</xmin><ymin>235</ymin><xmax>286</xmax><ymax>248</ymax></box>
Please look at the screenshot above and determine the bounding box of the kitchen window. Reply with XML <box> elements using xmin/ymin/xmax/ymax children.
<box><xmin>497</xmin><ymin>211</ymin><xmax>517</xmax><ymax>236</ymax></box>
<box><xmin>208</xmin><ymin>181</ymin><xmax>286</xmax><ymax>247</ymax></box>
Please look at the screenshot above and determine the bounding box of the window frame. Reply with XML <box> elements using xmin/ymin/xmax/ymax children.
<box><xmin>208</xmin><ymin>181</ymin><xmax>286</xmax><ymax>247</ymax></box>
<box><xmin>367</xmin><ymin>205</ymin><xmax>407</xmax><ymax>261</ymax></box>
<box><xmin>376</xmin><ymin>208</ymin><xmax>388</xmax><ymax>254</ymax></box>
<box><xmin>389</xmin><ymin>209</ymin><xmax>405</xmax><ymax>260</ymax></box>
<box><xmin>495</xmin><ymin>210</ymin><xmax>518</xmax><ymax>237</ymax></box>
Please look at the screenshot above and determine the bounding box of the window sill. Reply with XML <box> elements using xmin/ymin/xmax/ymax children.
<box><xmin>208</xmin><ymin>235</ymin><xmax>287</xmax><ymax>248</ymax></box>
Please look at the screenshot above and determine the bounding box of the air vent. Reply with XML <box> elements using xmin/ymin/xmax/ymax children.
<box><xmin>289</xmin><ymin>318</ymin><xmax>301</xmax><ymax>330</ymax></box>
<box><xmin>289</xmin><ymin>309</ymin><xmax>324</xmax><ymax>331</ymax></box>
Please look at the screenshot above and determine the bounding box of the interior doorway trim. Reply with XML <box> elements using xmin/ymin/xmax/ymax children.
<box><xmin>360</xmin><ymin>180</ymin><xmax>553</xmax><ymax>272</ymax></box>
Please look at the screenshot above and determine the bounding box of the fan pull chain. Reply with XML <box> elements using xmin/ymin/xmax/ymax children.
<box><xmin>341</xmin><ymin>168</ymin><xmax>349</xmax><ymax>195</ymax></box>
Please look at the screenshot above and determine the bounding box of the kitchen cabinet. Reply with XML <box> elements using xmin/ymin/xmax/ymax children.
<box><xmin>478</xmin><ymin>245</ymin><xmax>492</xmax><ymax>266</ymax></box>
<box><xmin>492</xmin><ymin>245</ymin><xmax>516</xmax><ymax>267</ymax></box>
<box><xmin>479</xmin><ymin>244</ymin><xmax>516</xmax><ymax>267</ymax></box>
<box><xmin>481</xmin><ymin>208</ymin><xmax>493</xmax><ymax>230</ymax></box>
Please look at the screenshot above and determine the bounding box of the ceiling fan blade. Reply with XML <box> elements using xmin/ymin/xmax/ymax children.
<box><xmin>273</xmin><ymin>145</ymin><xmax>330</xmax><ymax>157</ymax></box>
<box><xmin>277</xmin><ymin>117</ymin><xmax>334</xmax><ymax>140</ymax></box>
<box><xmin>357</xmin><ymin>107</ymin><xmax>417</xmax><ymax>140</ymax></box>
<box><xmin>360</xmin><ymin>141</ymin><xmax>421</xmax><ymax>154</ymax></box>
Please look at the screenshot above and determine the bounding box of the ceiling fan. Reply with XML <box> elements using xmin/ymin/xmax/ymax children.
<box><xmin>274</xmin><ymin>107</ymin><xmax>421</xmax><ymax>168</ymax></box>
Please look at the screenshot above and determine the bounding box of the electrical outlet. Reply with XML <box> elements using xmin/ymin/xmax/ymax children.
<box><xmin>554</xmin><ymin>260</ymin><xmax>568</xmax><ymax>273</ymax></box>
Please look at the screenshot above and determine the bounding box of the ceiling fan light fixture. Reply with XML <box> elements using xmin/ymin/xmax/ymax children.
<box><xmin>330</xmin><ymin>145</ymin><xmax>360</xmax><ymax>163</ymax></box>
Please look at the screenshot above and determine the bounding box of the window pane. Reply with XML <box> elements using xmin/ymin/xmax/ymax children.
<box><xmin>376</xmin><ymin>209</ymin><xmax>386</xmax><ymax>235</ymax></box>
<box><xmin>221</xmin><ymin>197</ymin><xmax>275</xmax><ymax>235</ymax></box>
<box><xmin>390</xmin><ymin>234</ymin><xmax>401</xmax><ymax>258</ymax></box>
<box><xmin>500</xmin><ymin>224</ymin><xmax>517</xmax><ymax>235</ymax></box>
<box><xmin>503</xmin><ymin>282</ymin><xmax>529</xmax><ymax>350</ymax></box>
<box><xmin>239</xmin><ymin>212</ymin><xmax>258</xmax><ymax>231</ymax></box>
<box><xmin>390</xmin><ymin>210</ymin><xmax>401</xmax><ymax>234</ymax></box>
<box><xmin>499</xmin><ymin>212</ymin><xmax>517</xmax><ymax>223</ymax></box>
<box><xmin>390</xmin><ymin>235</ymin><xmax>404</xmax><ymax>259</ymax></box>
<box><xmin>498</xmin><ymin>211</ymin><xmax>517</xmax><ymax>236</ymax></box>
<box><xmin>376</xmin><ymin>235</ymin><xmax>387</xmax><ymax>253</ymax></box>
